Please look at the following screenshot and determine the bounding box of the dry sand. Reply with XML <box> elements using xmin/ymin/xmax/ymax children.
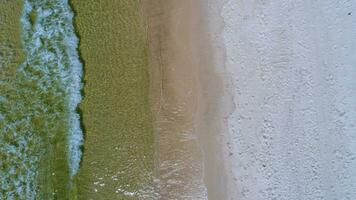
<box><xmin>222</xmin><ymin>0</ymin><xmax>356</xmax><ymax>199</ymax></box>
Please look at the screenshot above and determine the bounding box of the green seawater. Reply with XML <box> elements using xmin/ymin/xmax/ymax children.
<box><xmin>0</xmin><ymin>0</ymin><xmax>82</xmax><ymax>199</ymax></box>
<box><xmin>70</xmin><ymin>0</ymin><xmax>156</xmax><ymax>199</ymax></box>
<box><xmin>1</xmin><ymin>0</ymin><xmax>154</xmax><ymax>199</ymax></box>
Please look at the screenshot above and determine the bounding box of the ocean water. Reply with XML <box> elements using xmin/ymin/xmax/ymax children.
<box><xmin>70</xmin><ymin>0</ymin><xmax>156</xmax><ymax>199</ymax></box>
<box><xmin>0</xmin><ymin>0</ymin><xmax>82</xmax><ymax>199</ymax></box>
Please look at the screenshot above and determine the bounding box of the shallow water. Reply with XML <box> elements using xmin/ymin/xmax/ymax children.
<box><xmin>70</xmin><ymin>0</ymin><xmax>155</xmax><ymax>199</ymax></box>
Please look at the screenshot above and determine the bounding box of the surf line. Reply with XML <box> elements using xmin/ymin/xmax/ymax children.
<box><xmin>21</xmin><ymin>0</ymin><xmax>84</xmax><ymax>177</ymax></box>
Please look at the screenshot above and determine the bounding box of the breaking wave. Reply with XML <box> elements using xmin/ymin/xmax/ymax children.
<box><xmin>21</xmin><ymin>0</ymin><xmax>83</xmax><ymax>177</ymax></box>
<box><xmin>0</xmin><ymin>0</ymin><xmax>83</xmax><ymax>198</ymax></box>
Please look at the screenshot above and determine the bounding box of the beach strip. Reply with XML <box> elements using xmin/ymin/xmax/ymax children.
<box><xmin>143</xmin><ymin>0</ymin><xmax>230</xmax><ymax>199</ymax></box>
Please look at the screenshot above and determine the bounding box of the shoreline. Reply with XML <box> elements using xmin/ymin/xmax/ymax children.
<box><xmin>194</xmin><ymin>1</ymin><xmax>232</xmax><ymax>199</ymax></box>
<box><xmin>143</xmin><ymin>1</ymin><xmax>207</xmax><ymax>198</ymax></box>
<box><xmin>143</xmin><ymin>0</ymin><xmax>231</xmax><ymax>199</ymax></box>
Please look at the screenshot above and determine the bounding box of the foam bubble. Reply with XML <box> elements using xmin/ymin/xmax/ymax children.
<box><xmin>1</xmin><ymin>1</ymin><xmax>83</xmax><ymax>198</ymax></box>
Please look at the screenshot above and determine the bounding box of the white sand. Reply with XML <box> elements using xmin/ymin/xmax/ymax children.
<box><xmin>221</xmin><ymin>0</ymin><xmax>356</xmax><ymax>199</ymax></box>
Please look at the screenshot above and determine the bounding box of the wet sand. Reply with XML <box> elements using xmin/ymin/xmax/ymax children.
<box><xmin>143</xmin><ymin>0</ymin><xmax>229</xmax><ymax>199</ymax></box>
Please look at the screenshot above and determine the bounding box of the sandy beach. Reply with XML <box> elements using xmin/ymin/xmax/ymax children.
<box><xmin>143</xmin><ymin>1</ymin><xmax>207</xmax><ymax>198</ymax></box>
<box><xmin>145</xmin><ymin>0</ymin><xmax>356</xmax><ymax>199</ymax></box>
<box><xmin>143</xmin><ymin>0</ymin><xmax>230</xmax><ymax>199</ymax></box>
<box><xmin>222</xmin><ymin>0</ymin><xmax>356</xmax><ymax>199</ymax></box>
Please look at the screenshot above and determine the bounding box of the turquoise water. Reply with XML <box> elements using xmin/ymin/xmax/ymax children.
<box><xmin>0</xmin><ymin>0</ymin><xmax>82</xmax><ymax>198</ymax></box>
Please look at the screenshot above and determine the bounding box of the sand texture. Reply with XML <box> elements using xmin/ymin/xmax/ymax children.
<box><xmin>143</xmin><ymin>0</ymin><xmax>207</xmax><ymax>199</ymax></box>
<box><xmin>222</xmin><ymin>1</ymin><xmax>356</xmax><ymax>199</ymax></box>
<box><xmin>143</xmin><ymin>0</ymin><xmax>230</xmax><ymax>199</ymax></box>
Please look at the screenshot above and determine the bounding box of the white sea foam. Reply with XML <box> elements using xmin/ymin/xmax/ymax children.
<box><xmin>21</xmin><ymin>0</ymin><xmax>83</xmax><ymax>177</ymax></box>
